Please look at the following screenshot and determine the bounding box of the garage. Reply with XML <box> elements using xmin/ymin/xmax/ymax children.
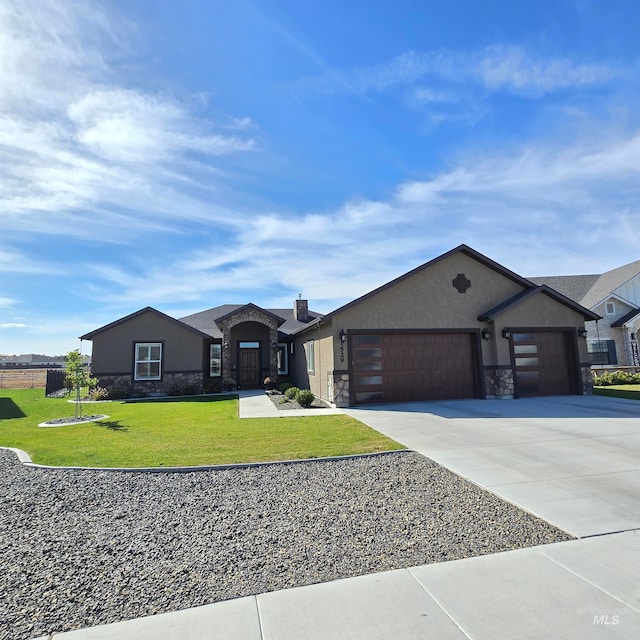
<box><xmin>511</xmin><ymin>330</ymin><xmax>578</xmax><ymax>397</ymax></box>
<box><xmin>351</xmin><ymin>332</ymin><xmax>480</xmax><ymax>405</ymax></box>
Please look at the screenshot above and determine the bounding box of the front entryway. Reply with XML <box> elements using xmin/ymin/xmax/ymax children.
<box><xmin>239</xmin><ymin>344</ymin><xmax>260</xmax><ymax>388</ymax></box>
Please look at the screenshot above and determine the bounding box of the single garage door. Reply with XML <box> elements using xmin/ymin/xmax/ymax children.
<box><xmin>512</xmin><ymin>331</ymin><xmax>577</xmax><ymax>397</ymax></box>
<box><xmin>351</xmin><ymin>332</ymin><xmax>479</xmax><ymax>405</ymax></box>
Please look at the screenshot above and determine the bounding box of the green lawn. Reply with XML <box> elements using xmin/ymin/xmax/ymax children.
<box><xmin>593</xmin><ymin>385</ymin><xmax>640</xmax><ymax>401</ymax></box>
<box><xmin>0</xmin><ymin>389</ymin><xmax>403</xmax><ymax>467</ymax></box>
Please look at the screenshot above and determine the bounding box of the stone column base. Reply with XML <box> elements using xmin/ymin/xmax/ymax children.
<box><xmin>483</xmin><ymin>366</ymin><xmax>514</xmax><ymax>399</ymax></box>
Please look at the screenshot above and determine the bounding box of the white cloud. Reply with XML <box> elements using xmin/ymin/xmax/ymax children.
<box><xmin>301</xmin><ymin>45</ymin><xmax>622</xmax><ymax>99</ymax></box>
<box><xmin>0</xmin><ymin>0</ymin><xmax>258</xmax><ymax>241</ymax></box>
<box><xmin>0</xmin><ymin>323</ymin><xmax>27</xmax><ymax>328</ymax></box>
<box><xmin>82</xmin><ymin>125</ymin><xmax>640</xmax><ymax>311</ymax></box>
<box><xmin>0</xmin><ymin>297</ymin><xmax>15</xmax><ymax>307</ymax></box>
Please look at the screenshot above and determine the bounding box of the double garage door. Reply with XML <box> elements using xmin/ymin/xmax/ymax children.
<box><xmin>351</xmin><ymin>332</ymin><xmax>480</xmax><ymax>405</ymax></box>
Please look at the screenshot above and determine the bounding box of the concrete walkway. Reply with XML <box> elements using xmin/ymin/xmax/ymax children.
<box><xmin>34</xmin><ymin>395</ymin><xmax>640</xmax><ymax>639</ymax></box>
<box><xmin>237</xmin><ymin>389</ymin><xmax>344</xmax><ymax>418</ymax></box>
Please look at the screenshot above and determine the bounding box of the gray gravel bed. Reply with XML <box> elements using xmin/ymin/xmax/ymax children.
<box><xmin>0</xmin><ymin>448</ymin><xmax>573</xmax><ymax>639</ymax></box>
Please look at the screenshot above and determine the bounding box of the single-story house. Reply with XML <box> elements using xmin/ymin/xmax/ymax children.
<box><xmin>529</xmin><ymin>259</ymin><xmax>640</xmax><ymax>369</ymax></box>
<box><xmin>80</xmin><ymin>244</ymin><xmax>600</xmax><ymax>406</ymax></box>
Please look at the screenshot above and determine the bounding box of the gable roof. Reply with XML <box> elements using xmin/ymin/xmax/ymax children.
<box><xmin>79</xmin><ymin>307</ymin><xmax>213</xmax><ymax>341</ymax></box>
<box><xmin>478</xmin><ymin>285</ymin><xmax>601</xmax><ymax>323</ymax></box>
<box><xmin>611</xmin><ymin>308</ymin><xmax>640</xmax><ymax>328</ymax></box>
<box><xmin>530</xmin><ymin>259</ymin><xmax>640</xmax><ymax>310</ymax></box>
<box><xmin>307</xmin><ymin>244</ymin><xmax>537</xmax><ymax>329</ymax></box>
<box><xmin>179</xmin><ymin>304</ymin><xmax>322</xmax><ymax>338</ymax></box>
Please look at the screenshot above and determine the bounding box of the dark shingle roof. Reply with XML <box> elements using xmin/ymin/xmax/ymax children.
<box><xmin>179</xmin><ymin>305</ymin><xmax>322</xmax><ymax>338</ymax></box>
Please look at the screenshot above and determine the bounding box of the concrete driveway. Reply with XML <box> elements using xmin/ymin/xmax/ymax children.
<box><xmin>346</xmin><ymin>394</ymin><xmax>640</xmax><ymax>538</ymax></box>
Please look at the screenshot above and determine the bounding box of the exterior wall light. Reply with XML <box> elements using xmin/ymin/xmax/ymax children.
<box><xmin>223</xmin><ymin>341</ymin><xmax>229</xmax><ymax>349</ymax></box>
<box><xmin>578</xmin><ymin>327</ymin><xmax>588</xmax><ymax>338</ymax></box>
<box><xmin>339</xmin><ymin>329</ymin><xmax>347</xmax><ymax>343</ymax></box>
<box><xmin>271</xmin><ymin>340</ymin><xmax>278</xmax><ymax>349</ymax></box>
<box><xmin>481</xmin><ymin>329</ymin><xmax>491</xmax><ymax>340</ymax></box>
<box><xmin>501</xmin><ymin>328</ymin><xmax>511</xmax><ymax>339</ymax></box>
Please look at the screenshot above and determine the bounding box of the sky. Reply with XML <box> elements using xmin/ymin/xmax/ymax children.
<box><xmin>1</xmin><ymin>0</ymin><xmax>640</xmax><ymax>356</ymax></box>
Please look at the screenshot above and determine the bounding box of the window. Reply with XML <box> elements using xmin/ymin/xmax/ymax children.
<box><xmin>277</xmin><ymin>343</ymin><xmax>288</xmax><ymax>375</ymax></box>
<box><xmin>588</xmin><ymin>340</ymin><xmax>617</xmax><ymax>365</ymax></box>
<box><xmin>210</xmin><ymin>343</ymin><xmax>221</xmax><ymax>377</ymax></box>
<box><xmin>239</xmin><ymin>341</ymin><xmax>260</xmax><ymax>348</ymax></box>
<box><xmin>306</xmin><ymin>341</ymin><xmax>315</xmax><ymax>373</ymax></box>
<box><xmin>605</xmin><ymin>301</ymin><xmax>616</xmax><ymax>315</ymax></box>
<box><xmin>134</xmin><ymin>343</ymin><xmax>162</xmax><ymax>380</ymax></box>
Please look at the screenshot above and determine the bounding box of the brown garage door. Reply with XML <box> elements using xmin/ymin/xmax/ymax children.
<box><xmin>512</xmin><ymin>331</ymin><xmax>577</xmax><ymax>397</ymax></box>
<box><xmin>352</xmin><ymin>332</ymin><xmax>479</xmax><ymax>405</ymax></box>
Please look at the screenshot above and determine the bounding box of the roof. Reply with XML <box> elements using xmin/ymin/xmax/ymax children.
<box><xmin>527</xmin><ymin>275</ymin><xmax>599</xmax><ymax>304</ymax></box>
<box><xmin>303</xmin><ymin>244</ymin><xmax>538</xmax><ymax>330</ymax></box>
<box><xmin>179</xmin><ymin>305</ymin><xmax>322</xmax><ymax>338</ymax></box>
<box><xmin>478</xmin><ymin>285</ymin><xmax>601</xmax><ymax>323</ymax></box>
<box><xmin>80</xmin><ymin>307</ymin><xmax>213</xmax><ymax>340</ymax></box>
<box><xmin>611</xmin><ymin>308</ymin><xmax>640</xmax><ymax>328</ymax></box>
<box><xmin>530</xmin><ymin>259</ymin><xmax>640</xmax><ymax>310</ymax></box>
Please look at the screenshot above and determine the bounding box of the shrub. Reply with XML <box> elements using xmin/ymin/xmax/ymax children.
<box><xmin>183</xmin><ymin>384</ymin><xmax>201</xmax><ymax>395</ymax></box>
<box><xmin>167</xmin><ymin>385</ymin><xmax>184</xmax><ymax>396</ymax></box>
<box><xmin>89</xmin><ymin>386</ymin><xmax>109</xmax><ymax>401</ymax></box>
<box><xmin>279</xmin><ymin>396</ymin><xmax>288</xmax><ymax>404</ymax></box>
<box><xmin>108</xmin><ymin>387</ymin><xmax>130</xmax><ymax>400</ymax></box>
<box><xmin>593</xmin><ymin>370</ymin><xmax>640</xmax><ymax>386</ymax></box>
<box><xmin>279</xmin><ymin>382</ymin><xmax>293</xmax><ymax>393</ymax></box>
<box><xmin>296</xmin><ymin>389</ymin><xmax>315</xmax><ymax>407</ymax></box>
<box><xmin>285</xmin><ymin>386</ymin><xmax>300</xmax><ymax>400</ymax></box>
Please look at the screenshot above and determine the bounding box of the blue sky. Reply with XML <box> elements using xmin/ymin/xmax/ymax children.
<box><xmin>2</xmin><ymin>0</ymin><xmax>640</xmax><ymax>355</ymax></box>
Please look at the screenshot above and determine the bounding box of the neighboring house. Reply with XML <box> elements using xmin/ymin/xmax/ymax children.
<box><xmin>81</xmin><ymin>245</ymin><xmax>599</xmax><ymax>406</ymax></box>
<box><xmin>529</xmin><ymin>259</ymin><xmax>640</xmax><ymax>369</ymax></box>
<box><xmin>0</xmin><ymin>354</ymin><xmax>68</xmax><ymax>369</ymax></box>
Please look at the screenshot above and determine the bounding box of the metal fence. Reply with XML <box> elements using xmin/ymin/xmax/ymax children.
<box><xmin>0</xmin><ymin>369</ymin><xmax>48</xmax><ymax>389</ymax></box>
<box><xmin>45</xmin><ymin>369</ymin><xmax>68</xmax><ymax>396</ymax></box>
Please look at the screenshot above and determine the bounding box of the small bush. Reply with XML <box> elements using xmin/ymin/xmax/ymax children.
<box><xmin>279</xmin><ymin>396</ymin><xmax>288</xmax><ymax>404</ymax></box>
<box><xmin>278</xmin><ymin>382</ymin><xmax>293</xmax><ymax>393</ymax></box>
<box><xmin>296</xmin><ymin>389</ymin><xmax>315</xmax><ymax>407</ymax></box>
<box><xmin>108</xmin><ymin>387</ymin><xmax>130</xmax><ymax>400</ymax></box>
<box><xmin>182</xmin><ymin>384</ymin><xmax>201</xmax><ymax>395</ymax></box>
<box><xmin>89</xmin><ymin>386</ymin><xmax>109</xmax><ymax>401</ymax></box>
<box><xmin>593</xmin><ymin>370</ymin><xmax>640</xmax><ymax>386</ymax></box>
<box><xmin>285</xmin><ymin>386</ymin><xmax>300</xmax><ymax>400</ymax></box>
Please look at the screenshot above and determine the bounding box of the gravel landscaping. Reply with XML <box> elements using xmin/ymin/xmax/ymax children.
<box><xmin>1</xmin><ymin>448</ymin><xmax>573</xmax><ymax>640</ymax></box>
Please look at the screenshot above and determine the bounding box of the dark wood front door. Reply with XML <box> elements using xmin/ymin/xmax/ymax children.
<box><xmin>239</xmin><ymin>348</ymin><xmax>260</xmax><ymax>388</ymax></box>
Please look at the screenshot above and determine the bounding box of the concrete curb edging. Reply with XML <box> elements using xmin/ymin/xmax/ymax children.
<box><xmin>0</xmin><ymin>446</ymin><xmax>411</xmax><ymax>473</ymax></box>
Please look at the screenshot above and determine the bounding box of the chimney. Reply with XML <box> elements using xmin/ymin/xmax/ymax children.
<box><xmin>294</xmin><ymin>296</ymin><xmax>309</xmax><ymax>323</ymax></box>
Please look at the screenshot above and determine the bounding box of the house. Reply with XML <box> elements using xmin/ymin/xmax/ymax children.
<box><xmin>81</xmin><ymin>245</ymin><xmax>599</xmax><ymax>406</ymax></box>
<box><xmin>0</xmin><ymin>354</ymin><xmax>68</xmax><ymax>369</ymax></box>
<box><xmin>529</xmin><ymin>259</ymin><xmax>640</xmax><ymax>369</ymax></box>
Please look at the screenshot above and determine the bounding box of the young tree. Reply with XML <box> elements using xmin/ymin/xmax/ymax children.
<box><xmin>65</xmin><ymin>349</ymin><xmax>98</xmax><ymax>419</ymax></box>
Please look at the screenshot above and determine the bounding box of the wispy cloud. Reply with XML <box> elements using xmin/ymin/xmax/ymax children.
<box><xmin>84</xmin><ymin>124</ymin><xmax>640</xmax><ymax>310</ymax></box>
<box><xmin>0</xmin><ymin>0</ymin><xmax>258</xmax><ymax>241</ymax></box>
<box><xmin>300</xmin><ymin>45</ymin><xmax>623</xmax><ymax>98</ymax></box>
<box><xmin>0</xmin><ymin>323</ymin><xmax>27</xmax><ymax>328</ymax></box>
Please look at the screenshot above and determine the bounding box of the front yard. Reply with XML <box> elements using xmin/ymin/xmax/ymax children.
<box><xmin>0</xmin><ymin>389</ymin><xmax>403</xmax><ymax>467</ymax></box>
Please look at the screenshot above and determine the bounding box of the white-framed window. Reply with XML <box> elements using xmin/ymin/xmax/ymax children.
<box><xmin>210</xmin><ymin>343</ymin><xmax>221</xmax><ymax>377</ymax></box>
<box><xmin>306</xmin><ymin>340</ymin><xmax>315</xmax><ymax>374</ymax></box>
<box><xmin>605</xmin><ymin>301</ymin><xmax>616</xmax><ymax>315</ymax></box>
<box><xmin>277</xmin><ymin>343</ymin><xmax>288</xmax><ymax>375</ymax></box>
<box><xmin>134</xmin><ymin>342</ymin><xmax>162</xmax><ymax>380</ymax></box>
